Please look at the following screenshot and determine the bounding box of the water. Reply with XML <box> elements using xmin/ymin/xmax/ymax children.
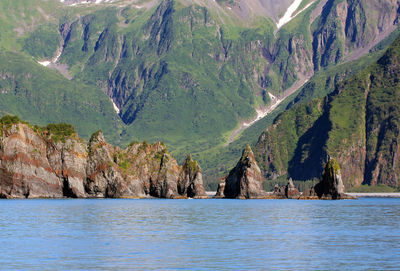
<box><xmin>0</xmin><ymin>198</ymin><xmax>399</xmax><ymax>270</ymax></box>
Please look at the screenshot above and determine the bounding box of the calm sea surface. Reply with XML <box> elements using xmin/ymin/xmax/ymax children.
<box><xmin>0</xmin><ymin>198</ymin><xmax>399</xmax><ymax>270</ymax></box>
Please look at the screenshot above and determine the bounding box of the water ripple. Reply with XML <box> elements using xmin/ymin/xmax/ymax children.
<box><xmin>0</xmin><ymin>198</ymin><xmax>399</xmax><ymax>270</ymax></box>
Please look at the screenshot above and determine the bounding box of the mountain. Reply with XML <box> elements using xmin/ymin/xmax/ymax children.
<box><xmin>0</xmin><ymin>0</ymin><xmax>399</xmax><ymax>188</ymax></box>
<box><xmin>254</xmin><ymin>35</ymin><xmax>400</xmax><ymax>190</ymax></box>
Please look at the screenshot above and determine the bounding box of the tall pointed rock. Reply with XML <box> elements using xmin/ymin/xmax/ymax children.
<box><xmin>179</xmin><ymin>154</ymin><xmax>208</xmax><ymax>199</ymax></box>
<box><xmin>224</xmin><ymin>145</ymin><xmax>266</xmax><ymax>199</ymax></box>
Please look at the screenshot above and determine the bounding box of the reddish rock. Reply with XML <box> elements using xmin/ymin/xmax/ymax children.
<box><xmin>0</xmin><ymin>118</ymin><xmax>207</xmax><ymax>199</ymax></box>
<box><xmin>0</xmin><ymin>124</ymin><xmax>62</xmax><ymax>198</ymax></box>
<box><xmin>285</xmin><ymin>178</ymin><xmax>301</xmax><ymax>199</ymax></box>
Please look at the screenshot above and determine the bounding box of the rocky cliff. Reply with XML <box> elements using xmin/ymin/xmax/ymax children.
<box><xmin>254</xmin><ymin>35</ymin><xmax>400</xmax><ymax>190</ymax></box>
<box><xmin>0</xmin><ymin>116</ymin><xmax>207</xmax><ymax>199</ymax></box>
<box><xmin>222</xmin><ymin>145</ymin><xmax>267</xmax><ymax>199</ymax></box>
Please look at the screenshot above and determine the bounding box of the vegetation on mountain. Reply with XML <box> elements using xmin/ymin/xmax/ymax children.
<box><xmin>0</xmin><ymin>0</ymin><xmax>399</xmax><ymax>190</ymax></box>
<box><xmin>254</xmin><ymin>35</ymin><xmax>400</xmax><ymax>190</ymax></box>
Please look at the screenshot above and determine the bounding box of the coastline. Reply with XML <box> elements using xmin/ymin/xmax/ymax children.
<box><xmin>206</xmin><ymin>192</ymin><xmax>400</xmax><ymax>198</ymax></box>
<box><xmin>347</xmin><ymin>193</ymin><xmax>400</xmax><ymax>198</ymax></box>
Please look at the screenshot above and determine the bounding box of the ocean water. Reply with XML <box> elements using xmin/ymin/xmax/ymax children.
<box><xmin>0</xmin><ymin>198</ymin><xmax>399</xmax><ymax>270</ymax></box>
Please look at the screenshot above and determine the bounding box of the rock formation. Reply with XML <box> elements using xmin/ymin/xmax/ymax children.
<box><xmin>270</xmin><ymin>179</ymin><xmax>301</xmax><ymax>199</ymax></box>
<box><xmin>223</xmin><ymin>145</ymin><xmax>267</xmax><ymax>199</ymax></box>
<box><xmin>285</xmin><ymin>178</ymin><xmax>301</xmax><ymax>199</ymax></box>
<box><xmin>214</xmin><ymin>179</ymin><xmax>226</xmax><ymax>198</ymax></box>
<box><xmin>0</xmin><ymin>123</ymin><xmax>64</xmax><ymax>198</ymax></box>
<box><xmin>179</xmin><ymin>155</ymin><xmax>208</xmax><ymax>199</ymax></box>
<box><xmin>300</xmin><ymin>158</ymin><xmax>354</xmax><ymax>200</ymax></box>
<box><xmin>0</xmin><ymin>117</ymin><xmax>207</xmax><ymax>199</ymax></box>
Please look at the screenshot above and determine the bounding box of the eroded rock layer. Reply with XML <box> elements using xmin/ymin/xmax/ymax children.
<box><xmin>0</xmin><ymin>118</ymin><xmax>207</xmax><ymax>199</ymax></box>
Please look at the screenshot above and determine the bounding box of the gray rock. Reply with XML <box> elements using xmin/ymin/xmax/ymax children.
<box><xmin>224</xmin><ymin>145</ymin><xmax>266</xmax><ymax>199</ymax></box>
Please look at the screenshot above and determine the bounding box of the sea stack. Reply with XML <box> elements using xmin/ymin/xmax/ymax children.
<box><xmin>223</xmin><ymin>145</ymin><xmax>267</xmax><ymax>199</ymax></box>
<box><xmin>285</xmin><ymin>178</ymin><xmax>301</xmax><ymax>199</ymax></box>
<box><xmin>300</xmin><ymin>158</ymin><xmax>354</xmax><ymax>200</ymax></box>
<box><xmin>214</xmin><ymin>179</ymin><xmax>226</xmax><ymax>198</ymax></box>
<box><xmin>179</xmin><ymin>155</ymin><xmax>209</xmax><ymax>199</ymax></box>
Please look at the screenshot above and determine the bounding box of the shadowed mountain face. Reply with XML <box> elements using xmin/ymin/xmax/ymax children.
<box><xmin>0</xmin><ymin>0</ymin><xmax>399</xmax><ymax>188</ymax></box>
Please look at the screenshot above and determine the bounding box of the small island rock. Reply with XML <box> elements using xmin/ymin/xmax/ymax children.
<box><xmin>223</xmin><ymin>145</ymin><xmax>267</xmax><ymax>199</ymax></box>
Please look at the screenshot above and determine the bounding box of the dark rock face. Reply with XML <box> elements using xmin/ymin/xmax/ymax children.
<box><xmin>47</xmin><ymin>139</ymin><xmax>87</xmax><ymax>198</ymax></box>
<box><xmin>224</xmin><ymin>145</ymin><xmax>266</xmax><ymax>199</ymax></box>
<box><xmin>301</xmin><ymin>158</ymin><xmax>354</xmax><ymax>200</ymax></box>
<box><xmin>0</xmin><ymin>123</ymin><xmax>207</xmax><ymax>199</ymax></box>
<box><xmin>314</xmin><ymin>158</ymin><xmax>351</xmax><ymax>199</ymax></box>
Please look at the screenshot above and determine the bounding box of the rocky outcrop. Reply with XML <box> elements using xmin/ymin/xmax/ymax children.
<box><xmin>270</xmin><ymin>179</ymin><xmax>301</xmax><ymax>199</ymax></box>
<box><xmin>0</xmin><ymin>118</ymin><xmax>207</xmax><ymax>199</ymax></box>
<box><xmin>179</xmin><ymin>155</ymin><xmax>208</xmax><ymax>199</ymax></box>
<box><xmin>47</xmin><ymin>138</ymin><xmax>87</xmax><ymax>198</ymax></box>
<box><xmin>0</xmin><ymin>123</ymin><xmax>63</xmax><ymax>198</ymax></box>
<box><xmin>285</xmin><ymin>178</ymin><xmax>301</xmax><ymax>199</ymax></box>
<box><xmin>300</xmin><ymin>158</ymin><xmax>354</xmax><ymax>200</ymax></box>
<box><xmin>214</xmin><ymin>179</ymin><xmax>226</xmax><ymax>198</ymax></box>
<box><xmin>298</xmin><ymin>187</ymin><xmax>319</xmax><ymax>200</ymax></box>
<box><xmin>85</xmin><ymin>131</ymin><xmax>130</xmax><ymax>198</ymax></box>
<box><xmin>223</xmin><ymin>145</ymin><xmax>267</xmax><ymax>199</ymax></box>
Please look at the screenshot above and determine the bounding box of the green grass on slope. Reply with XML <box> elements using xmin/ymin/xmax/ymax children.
<box><xmin>0</xmin><ymin>51</ymin><xmax>122</xmax><ymax>143</ymax></box>
<box><xmin>0</xmin><ymin>0</ymin><xmax>63</xmax><ymax>52</ymax></box>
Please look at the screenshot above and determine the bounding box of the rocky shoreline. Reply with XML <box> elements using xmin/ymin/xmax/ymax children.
<box><xmin>0</xmin><ymin>117</ymin><xmax>208</xmax><ymax>199</ymax></box>
<box><xmin>215</xmin><ymin>145</ymin><xmax>355</xmax><ymax>200</ymax></box>
<box><xmin>0</xmin><ymin>116</ymin><xmax>368</xmax><ymax>200</ymax></box>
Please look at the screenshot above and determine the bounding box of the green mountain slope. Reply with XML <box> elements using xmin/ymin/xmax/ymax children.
<box><xmin>0</xmin><ymin>0</ymin><xmax>399</xmax><ymax>189</ymax></box>
<box><xmin>0</xmin><ymin>51</ymin><xmax>122</xmax><ymax>142</ymax></box>
<box><xmin>254</xmin><ymin>36</ymin><xmax>400</xmax><ymax>190</ymax></box>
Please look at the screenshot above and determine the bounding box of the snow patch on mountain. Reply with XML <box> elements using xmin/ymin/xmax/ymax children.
<box><xmin>37</xmin><ymin>48</ymin><xmax>63</xmax><ymax>67</ymax></box>
<box><xmin>277</xmin><ymin>0</ymin><xmax>315</xmax><ymax>29</ymax></box>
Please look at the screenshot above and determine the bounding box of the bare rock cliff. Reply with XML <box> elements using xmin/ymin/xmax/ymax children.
<box><xmin>0</xmin><ymin>119</ymin><xmax>207</xmax><ymax>199</ymax></box>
